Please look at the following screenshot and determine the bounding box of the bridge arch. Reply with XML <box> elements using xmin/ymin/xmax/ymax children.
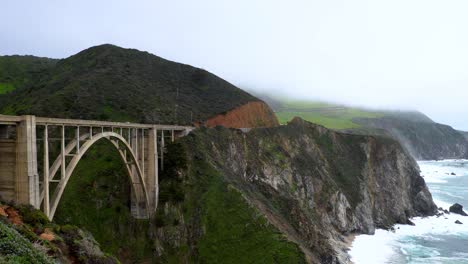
<box><xmin>48</xmin><ymin>131</ymin><xmax>150</xmax><ymax>220</ymax></box>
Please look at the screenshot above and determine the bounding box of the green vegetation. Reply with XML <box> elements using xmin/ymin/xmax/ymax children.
<box><xmin>0</xmin><ymin>55</ymin><xmax>57</xmax><ymax>95</ymax></box>
<box><xmin>277</xmin><ymin>99</ymin><xmax>335</xmax><ymax>110</ymax></box>
<box><xmin>0</xmin><ymin>83</ymin><xmax>15</xmax><ymax>94</ymax></box>
<box><xmin>0</xmin><ymin>221</ymin><xmax>53</xmax><ymax>264</ymax></box>
<box><xmin>274</xmin><ymin>100</ymin><xmax>383</xmax><ymax>129</ymax></box>
<box><xmin>186</xmin><ymin>156</ymin><xmax>306</xmax><ymax>264</ymax></box>
<box><xmin>0</xmin><ymin>203</ymin><xmax>116</xmax><ymax>263</ymax></box>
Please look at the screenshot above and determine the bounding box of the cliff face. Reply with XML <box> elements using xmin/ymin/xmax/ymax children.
<box><xmin>172</xmin><ymin>117</ymin><xmax>436</xmax><ymax>263</ymax></box>
<box><xmin>355</xmin><ymin>117</ymin><xmax>468</xmax><ymax>160</ymax></box>
<box><xmin>201</xmin><ymin>101</ymin><xmax>279</xmax><ymax>128</ymax></box>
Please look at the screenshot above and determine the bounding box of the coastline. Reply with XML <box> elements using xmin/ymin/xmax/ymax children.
<box><xmin>348</xmin><ymin>159</ymin><xmax>468</xmax><ymax>264</ymax></box>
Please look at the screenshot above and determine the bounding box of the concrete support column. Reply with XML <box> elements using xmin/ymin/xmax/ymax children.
<box><xmin>161</xmin><ymin>130</ymin><xmax>165</xmax><ymax>171</ymax></box>
<box><xmin>15</xmin><ymin>115</ymin><xmax>40</xmax><ymax>208</ymax></box>
<box><xmin>146</xmin><ymin>128</ymin><xmax>159</xmax><ymax>216</ymax></box>
<box><xmin>130</xmin><ymin>128</ymin><xmax>147</xmax><ymax>219</ymax></box>
<box><xmin>43</xmin><ymin>125</ymin><xmax>50</xmax><ymax>217</ymax></box>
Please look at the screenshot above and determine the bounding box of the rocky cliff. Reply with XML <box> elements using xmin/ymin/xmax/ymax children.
<box><xmin>201</xmin><ymin>101</ymin><xmax>279</xmax><ymax>128</ymax></box>
<box><xmin>151</xmin><ymin>117</ymin><xmax>437</xmax><ymax>263</ymax></box>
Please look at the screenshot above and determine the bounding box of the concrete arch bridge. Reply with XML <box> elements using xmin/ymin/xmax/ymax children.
<box><xmin>0</xmin><ymin>115</ymin><xmax>193</xmax><ymax>220</ymax></box>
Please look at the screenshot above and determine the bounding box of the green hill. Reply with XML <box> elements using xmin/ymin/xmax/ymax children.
<box><xmin>0</xmin><ymin>44</ymin><xmax>261</xmax><ymax>125</ymax></box>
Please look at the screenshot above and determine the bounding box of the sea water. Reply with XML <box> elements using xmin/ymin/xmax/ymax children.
<box><xmin>349</xmin><ymin>159</ymin><xmax>468</xmax><ymax>264</ymax></box>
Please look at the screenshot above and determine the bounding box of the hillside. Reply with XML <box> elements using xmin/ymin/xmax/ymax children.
<box><xmin>0</xmin><ymin>44</ymin><xmax>278</xmax><ymax>127</ymax></box>
<box><xmin>255</xmin><ymin>93</ymin><xmax>468</xmax><ymax>160</ymax></box>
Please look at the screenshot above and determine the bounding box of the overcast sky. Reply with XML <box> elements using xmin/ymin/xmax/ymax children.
<box><xmin>2</xmin><ymin>0</ymin><xmax>468</xmax><ymax>129</ymax></box>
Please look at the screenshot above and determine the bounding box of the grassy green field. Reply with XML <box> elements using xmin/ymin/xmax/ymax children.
<box><xmin>274</xmin><ymin>100</ymin><xmax>383</xmax><ymax>129</ymax></box>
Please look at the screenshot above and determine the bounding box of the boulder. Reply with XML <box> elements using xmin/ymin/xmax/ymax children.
<box><xmin>451</xmin><ymin>172</ymin><xmax>456</xmax><ymax>175</ymax></box>
<box><xmin>455</xmin><ymin>220</ymin><xmax>463</xmax><ymax>224</ymax></box>
<box><xmin>449</xmin><ymin>203</ymin><xmax>468</xmax><ymax>216</ymax></box>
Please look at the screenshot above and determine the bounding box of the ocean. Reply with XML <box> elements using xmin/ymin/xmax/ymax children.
<box><xmin>349</xmin><ymin>159</ymin><xmax>468</xmax><ymax>264</ymax></box>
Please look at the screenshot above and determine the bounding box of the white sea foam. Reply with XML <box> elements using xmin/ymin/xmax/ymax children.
<box><xmin>348</xmin><ymin>229</ymin><xmax>398</xmax><ymax>264</ymax></box>
<box><xmin>349</xmin><ymin>204</ymin><xmax>468</xmax><ymax>263</ymax></box>
<box><xmin>349</xmin><ymin>160</ymin><xmax>468</xmax><ymax>264</ymax></box>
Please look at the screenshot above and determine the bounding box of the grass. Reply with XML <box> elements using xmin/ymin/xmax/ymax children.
<box><xmin>0</xmin><ymin>83</ymin><xmax>15</xmax><ymax>94</ymax></box>
<box><xmin>278</xmin><ymin>99</ymin><xmax>336</xmax><ymax>110</ymax></box>
<box><xmin>0</xmin><ymin>221</ymin><xmax>53</xmax><ymax>264</ymax></box>
<box><xmin>275</xmin><ymin>100</ymin><xmax>383</xmax><ymax>129</ymax></box>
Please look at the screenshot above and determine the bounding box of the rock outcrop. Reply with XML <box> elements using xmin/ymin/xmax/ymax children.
<box><xmin>201</xmin><ymin>101</ymin><xmax>279</xmax><ymax>128</ymax></box>
<box><xmin>449</xmin><ymin>203</ymin><xmax>468</xmax><ymax>216</ymax></box>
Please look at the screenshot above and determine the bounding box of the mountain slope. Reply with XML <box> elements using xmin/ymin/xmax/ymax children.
<box><xmin>0</xmin><ymin>44</ymin><xmax>278</xmax><ymax>127</ymax></box>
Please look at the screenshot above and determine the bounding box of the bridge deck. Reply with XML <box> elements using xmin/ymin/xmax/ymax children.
<box><xmin>0</xmin><ymin>115</ymin><xmax>193</xmax><ymax>131</ymax></box>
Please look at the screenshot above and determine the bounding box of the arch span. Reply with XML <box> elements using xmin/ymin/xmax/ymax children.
<box><xmin>48</xmin><ymin>132</ymin><xmax>150</xmax><ymax>220</ymax></box>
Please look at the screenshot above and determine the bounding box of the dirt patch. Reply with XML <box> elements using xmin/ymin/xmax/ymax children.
<box><xmin>5</xmin><ymin>206</ymin><xmax>23</xmax><ymax>225</ymax></box>
<box><xmin>202</xmin><ymin>101</ymin><xmax>279</xmax><ymax>128</ymax></box>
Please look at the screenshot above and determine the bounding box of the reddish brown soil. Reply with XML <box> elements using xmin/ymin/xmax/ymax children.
<box><xmin>39</xmin><ymin>228</ymin><xmax>56</xmax><ymax>241</ymax></box>
<box><xmin>4</xmin><ymin>206</ymin><xmax>23</xmax><ymax>225</ymax></box>
<box><xmin>201</xmin><ymin>101</ymin><xmax>279</xmax><ymax>128</ymax></box>
<box><xmin>0</xmin><ymin>206</ymin><xmax>8</xmax><ymax>217</ymax></box>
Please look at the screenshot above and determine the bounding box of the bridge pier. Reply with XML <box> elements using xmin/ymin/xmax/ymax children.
<box><xmin>15</xmin><ymin>116</ymin><xmax>40</xmax><ymax>208</ymax></box>
<box><xmin>146</xmin><ymin>128</ymin><xmax>159</xmax><ymax>216</ymax></box>
<box><xmin>0</xmin><ymin>116</ymin><xmax>42</xmax><ymax>207</ymax></box>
